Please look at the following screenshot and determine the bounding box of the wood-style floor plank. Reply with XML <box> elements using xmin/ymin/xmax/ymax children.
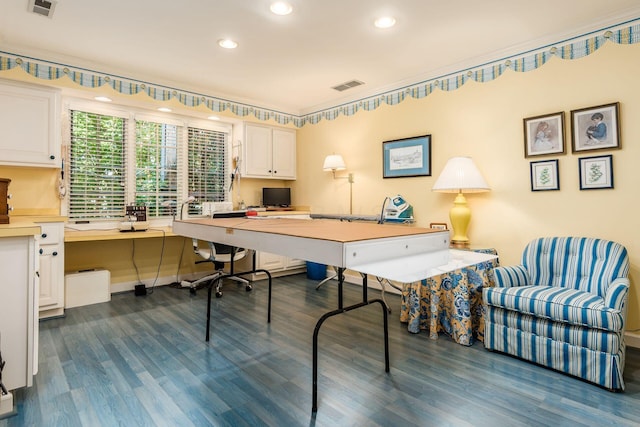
<box><xmin>2</xmin><ymin>274</ymin><xmax>640</xmax><ymax>426</ymax></box>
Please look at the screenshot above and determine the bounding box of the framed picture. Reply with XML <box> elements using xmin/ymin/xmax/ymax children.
<box><xmin>571</xmin><ymin>102</ymin><xmax>620</xmax><ymax>153</ymax></box>
<box><xmin>530</xmin><ymin>159</ymin><xmax>559</xmax><ymax>191</ymax></box>
<box><xmin>429</xmin><ymin>222</ymin><xmax>448</xmax><ymax>230</ymax></box>
<box><xmin>383</xmin><ymin>135</ymin><xmax>431</xmax><ymax>178</ymax></box>
<box><xmin>523</xmin><ymin>112</ymin><xmax>565</xmax><ymax>157</ymax></box>
<box><xmin>579</xmin><ymin>154</ymin><xmax>613</xmax><ymax>190</ymax></box>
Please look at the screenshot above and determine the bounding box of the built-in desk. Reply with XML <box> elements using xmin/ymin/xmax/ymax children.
<box><xmin>64</xmin><ymin>226</ymin><xmax>175</xmax><ymax>242</ymax></box>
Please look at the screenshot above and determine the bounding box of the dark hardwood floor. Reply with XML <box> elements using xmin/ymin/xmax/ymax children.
<box><xmin>2</xmin><ymin>274</ymin><xmax>640</xmax><ymax>426</ymax></box>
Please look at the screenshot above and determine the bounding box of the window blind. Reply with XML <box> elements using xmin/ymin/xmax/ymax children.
<box><xmin>68</xmin><ymin>110</ymin><xmax>126</xmax><ymax>220</ymax></box>
<box><xmin>135</xmin><ymin>119</ymin><xmax>179</xmax><ymax>218</ymax></box>
<box><xmin>187</xmin><ymin>127</ymin><xmax>228</xmax><ymax>216</ymax></box>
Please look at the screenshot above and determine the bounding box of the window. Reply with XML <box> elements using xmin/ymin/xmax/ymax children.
<box><xmin>135</xmin><ymin>119</ymin><xmax>179</xmax><ymax>217</ymax></box>
<box><xmin>187</xmin><ymin>127</ymin><xmax>228</xmax><ymax>216</ymax></box>
<box><xmin>67</xmin><ymin>103</ymin><xmax>231</xmax><ymax>222</ymax></box>
<box><xmin>68</xmin><ymin>110</ymin><xmax>126</xmax><ymax>220</ymax></box>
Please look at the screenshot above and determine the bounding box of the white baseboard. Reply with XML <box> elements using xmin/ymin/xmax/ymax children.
<box><xmin>626</xmin><ymin>331</ymin><xmax>640</xmax><ymax>349</ymax></box>
<box><xmin>110</xmin><ymin>273</ymin><xmax>199</xmax><ymax>294</ymax></box>
<box><xmin>0</xmin><ymin>392</ymin><xmax>15</xmax><ymax>419</ymax></box>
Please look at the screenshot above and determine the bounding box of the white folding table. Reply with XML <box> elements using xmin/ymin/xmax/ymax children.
<box><xmin>172</xmin><ymin>217</ymin><xmax>497</xmax><ymax>412</ymax></box>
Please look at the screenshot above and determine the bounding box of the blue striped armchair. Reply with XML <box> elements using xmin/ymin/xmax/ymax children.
<box><xmin>483</xmin><ymin>237</ymin><xmax>630</xmax><ymax>390</ymax></box>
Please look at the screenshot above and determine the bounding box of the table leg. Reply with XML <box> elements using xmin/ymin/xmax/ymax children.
<box><xmin>311</xmin><ymin>273</ymin><xmax>390</xmax><ymax>412</ymax></box>
<box><xmin>205</xmin><ymin>268</ymin><xmax>272</xmax><ymax>342</ymax></box>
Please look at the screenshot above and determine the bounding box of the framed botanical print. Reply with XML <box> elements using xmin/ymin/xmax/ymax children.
<box><xmin>530</xmin><ymin>159</ymin><xmax>559</xmax><ymax>191</ymax></box>
<box><xmin>578</xmin><ymin>154</ymin><xmax>614</xmax><ymax>190</ymax></box>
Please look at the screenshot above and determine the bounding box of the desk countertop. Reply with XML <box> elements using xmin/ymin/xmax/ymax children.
<box><xmin>0</xmin><ymin>215</ymin><xmax>67</xmax><ymax>238</ymax></box>
<box><xmin>64</xmin><ymin>226</ymin><xmax>175</xmax><ymax>242</ymax></box>
<box><xmin>0</xmin><ymin>222</ymin><xmax>42</xmax><ymax>238</ymax></box>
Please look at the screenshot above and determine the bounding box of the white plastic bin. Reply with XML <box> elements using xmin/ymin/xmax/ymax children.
<box><xmin>65</xmin><ymin>269</ymin><xmax>111</xmax><ymax>308</ymax></box>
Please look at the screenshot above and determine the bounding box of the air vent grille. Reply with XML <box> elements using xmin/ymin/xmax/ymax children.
<box><xmin>331</xmin><ymin>80</ymin><xmax>364</xmax><ymax>92</ymax></box>
<box><xmin>29</xmin><ymin>0</ymin><xmax>57</xmax><ymax>18</ymax></box>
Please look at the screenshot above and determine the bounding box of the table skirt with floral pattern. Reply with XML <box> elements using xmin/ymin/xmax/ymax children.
<box><xmin>399</xmin><ymin>249</ymin><xmax>498</xmax><ymax>346</ymax></box>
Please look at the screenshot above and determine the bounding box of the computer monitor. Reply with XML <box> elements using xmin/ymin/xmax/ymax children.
<box><xmin>262</xmin><ymin>187</ymin><xmax>291</xmax><ymax>207</ymax></box>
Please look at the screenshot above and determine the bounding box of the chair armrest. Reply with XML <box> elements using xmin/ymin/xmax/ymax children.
<box><xmin>493</xmin><ymin>265</ymin><xmax>529</xmax><ymax>288</ymax></box>
<box><xmin>604</xmin><ymin>278</ymin><xmax>630</xmax><ymax>310</ymax></box>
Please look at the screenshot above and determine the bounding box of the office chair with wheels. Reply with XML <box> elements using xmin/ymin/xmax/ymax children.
<box><xmin>181</xmin><ymin>239</ymin><xmax>252</xmax><ymax>298</ymax></box>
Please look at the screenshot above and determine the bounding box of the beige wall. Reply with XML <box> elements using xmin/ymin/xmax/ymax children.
<box><xmin>294</xmin><ymin>42</ymin><xmax>640</xmax><ymax>330</ymax></box>
<box><xmin>1</xmin><ymin>41</ymin><xmax>638</xmax><ymax>332</ymax></box>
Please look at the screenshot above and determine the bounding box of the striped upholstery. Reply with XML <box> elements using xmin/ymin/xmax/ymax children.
<box><xmin>483</xmin><ymin>237</ymin><xmax>630</xmax><ymax>390</ymax></box>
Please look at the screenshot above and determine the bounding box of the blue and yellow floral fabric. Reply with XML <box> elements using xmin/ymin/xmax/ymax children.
<box><xmin>399</xmin><ymin>249</ymin><xmax>498</xmax><ymax>346</ymax></box>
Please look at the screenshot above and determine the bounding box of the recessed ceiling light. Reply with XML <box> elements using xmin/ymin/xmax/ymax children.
<box><xmin>374</xmin><ymin>16</ymin><xmax>396</xmax><ymax>29</ymax></box>
<box><xmin>157</xmin><ymin>107</ymin><xmax>172</xmax><ymax>112</ymax></box>
<box><xmin>270</xmin><ymin>2</ymin><xmax>293</xmax><ymax>15</ymax></box>
<box><xmin>94</xmin><ymin>96</ymin><xmax>112</xmax><ymax>102</ymax></box>
<box><xmin>208</xmin><ymin>115</ymin><xmax>220</xmax><ymax>121</ymax></box>
<box><xmin>218</xmin><ymin>39</ymin><xmax>238</xmax><ymax>49</ymax></box>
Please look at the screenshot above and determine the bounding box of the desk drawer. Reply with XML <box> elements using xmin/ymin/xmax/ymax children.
<box><xmin>37</xmin><ymin>223</ymin><xmax>62</xmax><ymax>244</ymax></box>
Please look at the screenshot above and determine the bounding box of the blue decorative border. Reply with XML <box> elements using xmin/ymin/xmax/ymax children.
<box><xmin>1</xmin><ymin>19</ymin><xmax>638</xmax><ymax>128</ymax></box>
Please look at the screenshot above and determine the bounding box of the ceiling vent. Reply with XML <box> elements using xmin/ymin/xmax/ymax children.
<box><xmin>331</xmin><ymin>80</ymin><xmax>364</xmax><ymax>92</ymax></box>
<box><xmin>28</xmin><ymin>0</ymin><xmax>57</xmax><ymax>18</ymax></box>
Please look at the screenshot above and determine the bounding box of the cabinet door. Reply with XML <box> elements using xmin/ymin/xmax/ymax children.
<box><xmin>257</xmin><ymin>251</ymin><xmax>286</xmax><ymax>271</ymax></box>
<box><xmin>38</xmin><ymin>244</ymin><xmax>62</xmax><ymax>308</ymax></box>
<box><xmin>285</xmin><ymin>257</ymin><xmax>306</xmax><ymax>269</ymax></box>
<box><xmin>272</xmin><ymin>129</ymin><xmax>296</xmax><ymax>179</ymax></box>
<box><xmin>0</xmin><ymin>81</ymin><xmax>61</xmax><ymax>168</ymax></box>
<box><xmin>0</xmin><ymin>235</ymin><xmax>37</xmax><ymax>390</ymax></box>
<box><xmin>244</xmin><ymin>124</ymin><xmax>273</xmax><ymax>178</ymax></box>
<box><xmin>36</xmin><ymin>223</ymin><xmax>65</xmax><ymax>313</ymax></box>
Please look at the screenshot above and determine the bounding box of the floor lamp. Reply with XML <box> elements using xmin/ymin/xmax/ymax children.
<box><xmin>432</xmin><ymin>156</ymin><xmax>490</xmax><ymax>248</ymax></box>
<box><xmin>317</xmin><ymin>154</ymin><xmax>353</xmax><ymax>289</ymax></box>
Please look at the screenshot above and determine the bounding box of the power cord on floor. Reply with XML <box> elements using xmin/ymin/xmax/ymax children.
<box><xmin>167</xmin><ymin>237</ymin><xmax>187</xmax><ymax>288</ymax></box>
<box><xmin>131</xmin><ymin>228</ymin><xmax>167</xmax><ymax>296</ymax></box>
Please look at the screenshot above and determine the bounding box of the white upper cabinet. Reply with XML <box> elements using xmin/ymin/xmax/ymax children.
<box><xmin>0</xmin><ymin>80</ymin><xmax>61</xmax><ymax>168</ymax></box>
<box><xmin>243</xmin><ymin>123</ymin><xmax>296</xmax><ymax>179</ymax></box>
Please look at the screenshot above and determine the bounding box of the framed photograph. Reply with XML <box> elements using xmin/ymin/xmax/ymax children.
<box><xmin>571</xmin><ymin>102</ymin><xmax>620</xmax><ymax>153</ymax></box>
<box><xmin>383</xmin><ymin>135</ymin><xmax>431</xmax><ymax>178</ymax></box>
<box><xmin>530</xmin><ymin>159</ymin><xmax>559</xmax><ymax>191</ymax></box>
<box><xmin>579</xmin><ymin>154</ymin><xmax>613</xmax><ymax>190</ymax></box>
<box><xmin>523</xmin><ymin>112</ymin><xmax>565</xmax><ymax>158</ymax></box>
<box><xmin>430</xmin><ymin>222</ymin><xmax>448</xmax><ymax>230</ymax></box>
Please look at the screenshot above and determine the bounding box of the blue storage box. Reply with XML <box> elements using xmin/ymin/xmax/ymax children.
<box><xmin>306</xmin><ymin>261</ymin><xmax>326</xmax><ymax>280</ymax></box>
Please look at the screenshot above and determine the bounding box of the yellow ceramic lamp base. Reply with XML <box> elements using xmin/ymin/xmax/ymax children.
<box><xmin>449</xmin><ymin>192</ymin><xmax>471</xmax><ymax>248</ymax></box>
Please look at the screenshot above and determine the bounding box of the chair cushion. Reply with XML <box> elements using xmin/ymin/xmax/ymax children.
<box><xmin>484</xmin><ymin>285</ymin><xmax>624</xmax><ymax>332</ymax></box>
<box><xmin>486</xmin><ymin>307</ymin><xmax>621</xmax><ymax>352</ymax></box>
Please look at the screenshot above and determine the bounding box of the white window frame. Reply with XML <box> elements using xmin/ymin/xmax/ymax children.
<box><xmin>63</xmin><ymin>98</ymin><xmax>233</xmax><ymax>228</ymax></box>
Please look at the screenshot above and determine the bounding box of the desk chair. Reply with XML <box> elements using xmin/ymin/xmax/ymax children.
<box><xmin>181</xmin><ymin>239</ymin><xmax>252</xmax><ymax>298</ymax></box>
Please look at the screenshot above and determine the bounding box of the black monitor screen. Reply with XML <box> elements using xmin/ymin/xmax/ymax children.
<box><xmin>262</xmin><ymin>187</ymin><xmax>291</xmax><ymax>207</ymax></box>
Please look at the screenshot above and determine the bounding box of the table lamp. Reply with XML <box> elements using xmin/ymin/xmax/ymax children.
<box><xmin>323</xmin><ymin>154</ymin><xmax>354</xmax><ymax>215</ymax></box>
<box><xmin>432</xmin><ymin>156</ymin><xmax>490</xmax><ymax>248</ymax></box>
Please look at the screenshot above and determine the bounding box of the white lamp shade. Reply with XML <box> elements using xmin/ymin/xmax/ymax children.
<box><xmin>432</xmin><ymin>156</ymin><xmax>490</xmax><ymax>193</ymax></box>
<box><xmin>323</xmin><ymin>154</ymin><xmax>346</xmax><ymax>171</ymax></box>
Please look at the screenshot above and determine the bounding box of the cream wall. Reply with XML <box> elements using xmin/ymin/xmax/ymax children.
<box><xmin>294</xmin><ymin>42</ymin><xmax>640</xmax><ymax>331</ymax></box>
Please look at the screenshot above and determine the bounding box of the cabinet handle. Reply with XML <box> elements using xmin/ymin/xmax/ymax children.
<box><xmin>50</xmin><ymin>155</ymin><xmax>56</xmax><ymax>160</ymax></box>
<box><xmin>52</xmin><ymin>251</ymin><xmax>58</xmax><ymax>256</ymax></box>
<box><xmin>41</xmin><ymin>233</ymin><xmax>47</xmax><ymax>238</ymax></box>
<box><xmin>39</xmin><ymin>248</ymin><xmax>43</xmax><ymax>255</ymax></box>
<box><xmin>274</xmin><ymin>170</ymin><xmax>277</xmax><ymax>174</ymax></box>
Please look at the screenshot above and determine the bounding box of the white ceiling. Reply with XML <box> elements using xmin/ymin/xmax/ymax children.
<box><xmin>1</xmin><ymin>0</ymin><xmax>639</xmax><ymax>115</ymax></box>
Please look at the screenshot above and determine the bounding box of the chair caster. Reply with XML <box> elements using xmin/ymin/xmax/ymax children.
<box><xmin>215</xmin><ymin>291</ymin><xmax>223</xmax><ymax>298</ymax></box>
<box><xmin>245</xmin><ymin>284</ymin><xmax>252</xmax><ymax>292</ymax></box>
